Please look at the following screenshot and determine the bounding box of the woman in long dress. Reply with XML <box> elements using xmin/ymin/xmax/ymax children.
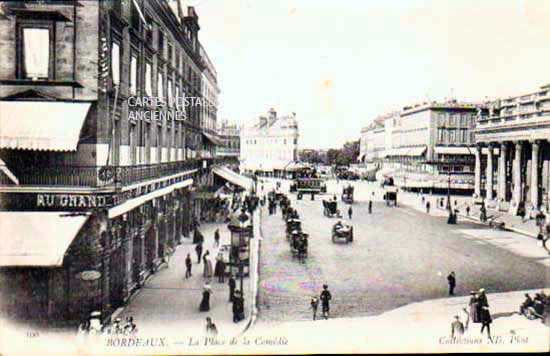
<box><xmin>199</xmin><ymin>285</ymin><xmax>212</xmax><ymax>312</ymax></box>
<box><xmin>203</xmin><ymin>250</ymin><xmax>213</xmax><ymax>278</ymax></box>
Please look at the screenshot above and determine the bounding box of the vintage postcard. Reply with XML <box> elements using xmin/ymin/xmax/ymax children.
<box><xmin>0</xmin><ymin>0</ymin><xmax>549</xmax><ymax>354</ymax></box>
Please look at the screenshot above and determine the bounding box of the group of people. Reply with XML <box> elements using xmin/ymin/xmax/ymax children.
<box><xmin>77</xmin><ymin>315</ymin><xmax>137</xmax><ymax>339</ymax></box>
<box><xmin>310</xmin><ymin>284</ymin><xmax>332</xmax><ymax>320</ymax></box>
<box><xmin>450</xmin><ymin>288</ymin><xmax>493</xmax><ymax>339</ymax></box>
<box><xmin>519</xmin><ymin>291</ymin><xmax>550</xmax><ymax>323</ymax></box>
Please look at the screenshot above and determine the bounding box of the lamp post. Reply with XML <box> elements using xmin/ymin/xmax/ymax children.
<box><xmin>446</xmin><ymin>173</ymin><xmax>452</xmax><ymax>212</ymax></box>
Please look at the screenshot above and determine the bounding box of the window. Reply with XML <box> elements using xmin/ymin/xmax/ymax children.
<box><xmin>130</xmin><ymin>55</ymin><xmax>138</xmax><ymax>95</ymax></box>
<box><xmin>167</xmin><ymin>79</ymin><xmax>173</xmax><ymax>106</ymax></box>
<box><xmin>111</xmin><ymin>41</ymin><xmax>120</xmax><ymax>85</ymax></box>
<box><xmin>157</xmin><ymin>72</ymin><xmax>164</xmax><ymax>100</ymax></box>
<box><xmin>449</xmin><ymin>129</ymin><xmax>456</xmax><ymax>142</ymax></box>
<box><xmin>145</xmin><ymin>17</ymin><xmax>153</xmax><ymax>43</ymax></box>
<box><xmin>158</xmin><ymin>30</ymin><xmax>164</xmax><ymax>56</ymax></box>
<box><xmin>175</xmin><ymin>85</ymin><xmax>180</xmax><ymax>109</ymax></box>
<box><xmin>438</xmin><ymin>129</ymin><xmax>444</xmax><ymax>142</ymax></box>
<box><xmin>145</xmin><ymin>62</ymin><xmax>152</xmax><ymax>96</ymax></box>
<box><xmin>18</xmin><ymin>25</ymin><xmax>54</xmax><ymax>80</ymax></box>
<box><xmin>167</xmin><ymin>43</ymin><xmax>173</xmax><ymax>64</ymax></box>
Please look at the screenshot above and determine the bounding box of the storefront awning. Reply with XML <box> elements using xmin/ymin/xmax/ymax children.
<box><xmin>202</xmin><ymin>132</ymin><xmax>223</xmax><ymax>146</ymax></box>
<box><xmin>434</xmin><ymin>146</ymin><xmax>472</xmax><ymax>155</ymax></box>
<box><xmin>0</xmin><ymin>212</ymin><xmax>89</xmax><ymax>267</ymax></box>
<box><xmin>0</xmin><ymin>101</ymin><xmax>91</xmax><ymax>151</ymax></box>
<box><xmin>108</xmin><ymin>178</ymin><xmax>193</xmax><ymax>218</ymax></box>
<box><xmin>386</xmin><ymin>146</ymin><xmax>426</xmax><ymax>157</ymax></box>
<box><xmin>213</xmin><ymin>167</ymin><xmax>253</xmax><ymax>190</ymax></box>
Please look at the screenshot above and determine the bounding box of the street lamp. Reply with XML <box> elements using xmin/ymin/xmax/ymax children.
<box><xmin>227</xmin><ymin>208</ymin><xmax>252</xmax><ymax>309</ymax></box>
<box><xmin>446</xmin><ymin>173</ymin><xmax>452</xmax><ymax>212</ymax></box>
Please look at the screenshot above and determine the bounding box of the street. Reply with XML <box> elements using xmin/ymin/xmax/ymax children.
<box><xmin>257</xmin><ymin>180</ymin><xmax>549</xmax><ymax>323</ymax></box>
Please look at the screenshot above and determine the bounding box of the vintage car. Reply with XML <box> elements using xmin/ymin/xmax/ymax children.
<box><xmin>332</xmin><ymin>222</ymin><xmax>353</xmax><ymax>243</ymax></box>
<box><xmin>323</xmin><ymin>200</ymin><xmax>340</xmax><ymax>218</ymax></box>
<box><xmin>341</xmin><ymin>185</ymin><xmax>354</xmax><ymax>204</ymax></box>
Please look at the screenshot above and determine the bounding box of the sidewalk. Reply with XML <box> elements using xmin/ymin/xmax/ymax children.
<box><xmin>114</xmin><ymin>220</ymin><xmax>252</xmax><ymax>338</ymax></box>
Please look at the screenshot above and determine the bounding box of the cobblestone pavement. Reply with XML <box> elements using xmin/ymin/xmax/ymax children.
<box><xmin>257</xmin><ymin>180</ymin><xmax>549</xmax><ymax>324</ymax></box>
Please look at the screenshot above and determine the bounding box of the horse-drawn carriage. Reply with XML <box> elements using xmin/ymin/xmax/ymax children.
<box><xmin>286</xmin><ymin>218</ymin><xmax>302</xmax><ymax>240</ymax></box>
<box><xmin>332</xmin><ymin>221</ymin><xmax>353</xmax><ymax>243</ymax></box>
<box><xmin>289</xmin><ymin>229</ymin><xmax>308</xmax><ymax>259</ymax></box>
<box><xmin>341</xmin><ymin>185</ymin><xmax>354</xmax><ymax>204</ymax></box>
<box><xmin>322</xmin><ymin>200</ymin><xmax>340</xmax><ymax>218</ymax></box>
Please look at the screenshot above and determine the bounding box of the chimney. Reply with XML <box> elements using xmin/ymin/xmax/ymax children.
<box><xmin>259</xmin><ymin>116</ymin><xmax>268</xmax><ymax>127</ymax></box>
<box><xmin>268</xmin><ymin>108</ymin><xmax>277</xmax><ymax>119</ymax></box>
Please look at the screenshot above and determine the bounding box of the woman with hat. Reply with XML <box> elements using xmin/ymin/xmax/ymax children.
<box><xmin>477</xmin><ymin>288</ymin><xmax>492</xmax><ymax>339</ymax></box>
<box><xmin>200</xmin><ymin>283</ymin><xmax>212</xmax><ymax>312</ymax></box>
<box><xmin>203</xmin><ymin>250</ymin><xmax>213</xmax><ymax>278</ymax></box>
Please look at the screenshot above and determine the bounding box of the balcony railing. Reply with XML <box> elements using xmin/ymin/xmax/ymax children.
<box><xmin>4</xmin><ymin>160</ymin><xmax>202</xmax><ymax>188</ymax></box>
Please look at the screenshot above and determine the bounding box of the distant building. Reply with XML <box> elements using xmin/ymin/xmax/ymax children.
<box><xmin>216</xmin><ymin>119</ymin><xmax>240</xmax><ymax>159</ymax></box>
<box><xmin>360</xmin><ymin>101</ymin><xmax>481</xmax><ymax>190</ymax></box>
<box><xmin>240</xmin><ymin>108</ymin><xmax>299</xmax><ymax>176</ymax></box>
<box><xmin>474</xmin><ymin>84</ymin><xmax>550</xmax><ymax>215</ymax></box>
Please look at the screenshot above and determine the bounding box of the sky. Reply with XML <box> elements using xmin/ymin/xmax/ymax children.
<box><xmin>176</xmin><ymin>0</ymin><xmax>550</xmax><ymax>149</ymax></box>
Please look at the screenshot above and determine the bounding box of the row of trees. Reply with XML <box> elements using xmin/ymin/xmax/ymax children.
<box><xmin>300</xmin><ymin>140</ymin><xmax>360</xmax><ymax>166</ymax></box>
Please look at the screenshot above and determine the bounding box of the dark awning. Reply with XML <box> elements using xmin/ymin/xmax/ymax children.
<box><xmin>202</xmin><ymin>132</ymin><xmax>223</xmax><ymax>146</ymax></box>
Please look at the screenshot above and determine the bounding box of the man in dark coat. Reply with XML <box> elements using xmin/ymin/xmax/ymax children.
<box><xmin>228</xmin><ymin>274</ymin><xmax>236</xmax><ymax>302</ymax></box>
<box><xmin>185</xmin><ymin>253</ymin><xmax>192</xmax><ymax>278</ymax></box>
<box><xmin>447</xmin><ymin>272</ymin><xmax>456</xmax><ymax>296</ymax></box>
<box><xmin>320</xmin><ymin>284</ymin><xmax>332</xmax><ymax>319</ymax></box>
<box><xmin>426</xmin><ymin>201</ymin><xmax>431</xmax><ymax>214</ymax></box>
<box><xmin>348</xmin><ymin>206</ymin><xmax>353</xmax><ymax>220</ymax></box>
<box><xmin>232</xmin><ymin>290</ymin><xmax>244</xmax><ymax>322</ymax></box>
<box><xmin>195</xmin><ymin>242</ymin><xmax>203</xmax><ymax>264</ymax></box>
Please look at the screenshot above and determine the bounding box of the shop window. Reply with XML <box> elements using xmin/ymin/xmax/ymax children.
<box><xmin>17</xmin><ymin>24</ymin><xmax>55</xmax><ymax>80</ymax></box>
<box><xmin>157</xmin><ymin>72</ymin><xmax>164</xmax><ymax>100</ymax></box>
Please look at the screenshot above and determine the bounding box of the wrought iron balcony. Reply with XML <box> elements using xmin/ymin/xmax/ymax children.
<box><xmin>3</xmin><ymin>160</ymin><xmax>202</xmax><ymax>188</ymax></box>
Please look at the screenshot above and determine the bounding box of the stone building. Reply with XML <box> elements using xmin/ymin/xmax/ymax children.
<box><xmin>474</xmin><ymin>84</ymin><xmax>550</xmax><ymax>216</ymax></box>
<box><xmin>240</xmin><ymin>108</ymin><xmax>299</xmax><ymax>176</ymax></box>
<box><xmin>0</xmin><ymin>0</ymin><xmax>220</xmax><ymax>326</ymax></box>
<box><xmin>216</xmin><ymin>119</ymin><xmax>241</xmax><ymax>159</ymax></box>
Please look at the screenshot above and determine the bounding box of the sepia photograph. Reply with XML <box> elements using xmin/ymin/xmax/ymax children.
<box><xmin>0</xmin><ymin>0</ymin><xmax>549</xmax><ymax>354</ymax></box>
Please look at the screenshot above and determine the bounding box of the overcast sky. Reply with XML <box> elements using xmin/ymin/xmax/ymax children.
<box><xmin>178</xmin><ymin>0</ymin><xmax>550</xmax><ymax>149</ymax></box>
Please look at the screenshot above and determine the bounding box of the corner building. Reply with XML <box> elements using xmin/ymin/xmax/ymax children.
<box><xmin>474</xmin><ymin>84</ymin><xmax>550</xmax><ymax>216</ymax></box>
<box><xmin>0</xmin><ymin>0</ymin><xmax>221</xmax><ymax>326</ymax></box>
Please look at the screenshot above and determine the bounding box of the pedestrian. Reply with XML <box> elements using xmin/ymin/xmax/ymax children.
<box><xmin>228</xmin><ymin>273</ymin><xmax>236</xmax><ymax>302</ymax></box>
<box><xmin>199</xmin><ymin>284</ymin><xmax>212</xmax><ymax>312</ymax></box>
<box><xmin>451</xmin><ymin>315</ymin><xmax>465</xmax><ymax>338</ymax></box>
<box><xmin>320</xmin><ymin>284</ymin><xmax>332</xmax><ymax>319</ymax></box>
<box><xmin>203</xmin><ymin>250</ymin><xmax>213</xmax><ymax>278</ymax></box>
<box><xmin>205</xmin><ymin>317</ymin><xmax>218</xmax><ymax>336</ymax></box>
<box><xmin>421</xmin><ymin>195</ymin><xmax>425</xmax><ymax>204</ymax></box>
<box><xmin>213</xmin><ymin>229</ymin><xmax>220</xmax><ymax>248</ymax></box>
<box><xmin>185</xmin><ymin>253</ymin><xmax>192</xmax><ymax>278</ymax></box>
<box><xmin>195</xmin><ymin>242</ymin><xmax>203</xmax><ymax>264</ymax></box>
<box><xmin>468</xmin><ymin>291</ymin><xmax>480</xmax><ymax>326</ymax></box>
<box><xmin>310</xmin><ymin>295</ymin><xmax>319</xmax><ymax>321</ymax></box>
<box><xmin>426</xmin><ymin>201</ymin><xmax>431</xmax><ymax>214</ymax></box>
<box><xmin>368</xmin><ymin>200</ymin><xmax>372</xmax><ymax>214</ymax></box>
<box><xmin>477</xmin><ymin>288</ymin><xmax>492</xmax><ymax>340</ymax></box>
<box><xmin>232</xmin><ymin>290</ymin><xmax>244</xmax><ymax>322</ymax></box>
<box><xmin>466</xmin><ymin>205</ymin><xmax>470</xmax><ymax>216</ymax></box>
<box><xmin>447</xmin><ymin>271</ymin><xmax>456</xmax><ymax>296</ymax></box>
<box><xmin>123</xmin><ymin>316</ymin><xmax>137</xmax><ymax>335</ymax></box>
<box><xmin>348</xmin><ymin>206</ymin><xmax>353</xmax><ymax>220</ymax></box>
<box><xmin>76</xmin><ymin>320</ymin><xmax>89</xmax><ymax>343</ymax></box>
<box><xmin>214</xmin><ymin>253</ymin><xmax>225</xmax><ymax>283</ymax></box>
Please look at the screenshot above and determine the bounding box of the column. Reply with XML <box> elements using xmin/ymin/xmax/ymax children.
<box><xmin>498</xmin><ymin>142</ymin><xmax>507</xmax><ymax>201</ymax></box>
<box><xmin>474</xmin><ymin>145</ymin><xmax>482</xmax><ymax>197</ymax></box>
<box><xmin>531</xmin><ymin>140</ymin><xmax>540</xmax><ymax>210</ymax></box>
<box><xmin>513</xmin><ymin>141</ymin><xmax>523</xmax><ymax>205</ymax></box>
<box><xmin>486</xmin><ymin>144</ymin><xmax>494</xmax><ymax>200</ymax></box>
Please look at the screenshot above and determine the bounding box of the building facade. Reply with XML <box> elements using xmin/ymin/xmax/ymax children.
<box><xmin>361</xmin><ymin>102</ymin><xmax>480</xmax><ymax>190</ymax></box>
<box><xmin>240</xmin><ymin>108</ymin><xmax>299</xmax><ymax>176</ymax></box>
<box><xmin>0</xmin><ymin>0</ymin><xmax>221</xmax><ymax>326</ymax></box>
<box><xmin>474</xmin><ymin>84</ymin><xmax>550</xmax><ymax>216</ymax></box>
<box><xmin>216</xmin><ymin>119</ymin><xmax>240</xmax><ymax>159</ymax></box>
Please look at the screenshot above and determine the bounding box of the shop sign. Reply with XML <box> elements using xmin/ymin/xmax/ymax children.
<box><xmin>79</xmin><ymin>270</ymin><xmax>102</xmax><ymax>281</ymax></box>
